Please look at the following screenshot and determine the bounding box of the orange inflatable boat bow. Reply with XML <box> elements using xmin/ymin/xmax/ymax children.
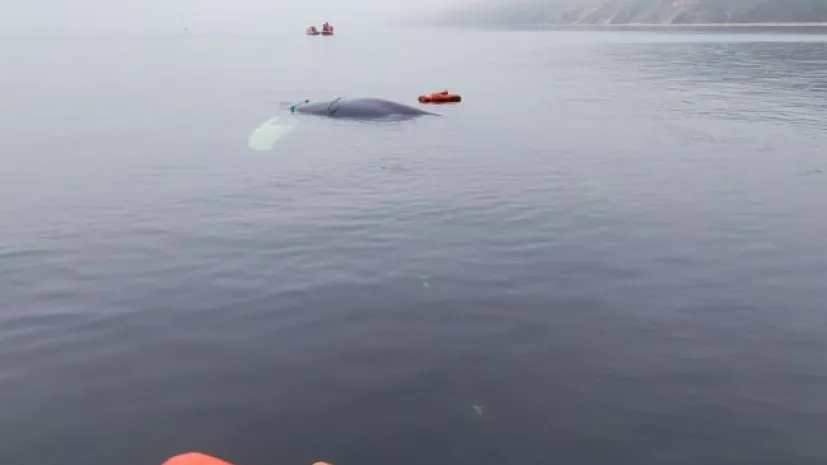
<box><xmin>418</xmin><ymin>90</ymin><xmax>461</xmax><ymax>104</ymax></box>
<box><xmin>162</xmin><ymin>453</ymin><xmax>333</xmax><ymax>465</ymax></box>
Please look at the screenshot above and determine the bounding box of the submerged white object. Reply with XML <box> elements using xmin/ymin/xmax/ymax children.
<box><xmin>247</xmin><ymin>116</ymin><xmax>296</xmax><ymax>151</ymax></box>
<box><xmin>472</xmin><ymin>404</ymin><xmax>483</xmax><ymax>416</ymax></box>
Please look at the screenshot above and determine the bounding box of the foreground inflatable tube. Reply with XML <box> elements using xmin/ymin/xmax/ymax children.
<box><xmin>293</xmin><ymin>97</ymin><xmax>438</xmax><ymax>119</ymax></box>
<box><xmin>162</xmin><ymin>452</ymin><xmax>333</xmax><ymax>465</ymax></box>
<box><xmin>163</xmin><ymin>453</ymin><xmax>234</xmax><ymax>465</ymax></box>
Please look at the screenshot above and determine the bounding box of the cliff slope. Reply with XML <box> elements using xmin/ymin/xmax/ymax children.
<box><xmin>439</xmin><ymin>0</ymin><xmax>827</xmax><ymax>26</ymax></box>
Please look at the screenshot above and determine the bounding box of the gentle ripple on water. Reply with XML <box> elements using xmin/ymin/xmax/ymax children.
<box><xmin>2</xmin><ymin>27</ymin><xmax>827</xmax><ymax>465</ymax></box>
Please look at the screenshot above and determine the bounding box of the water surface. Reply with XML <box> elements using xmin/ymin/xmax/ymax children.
<box><xmin>2</xmin><ymin>26</ymin><xmax>827</xmax><ymax>465</ymax></box>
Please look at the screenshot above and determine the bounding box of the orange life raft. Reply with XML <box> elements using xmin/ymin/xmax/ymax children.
<box><xmin>418</xmin><ymin>90</ymin><xmax>461</xmax><ymax>104</ymax></box>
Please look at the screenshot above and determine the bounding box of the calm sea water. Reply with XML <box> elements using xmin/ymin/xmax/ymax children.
<box><xmin>2</xmin><ymin>26</ymin><xmax>827</xmax><ymax>465</ymax></box>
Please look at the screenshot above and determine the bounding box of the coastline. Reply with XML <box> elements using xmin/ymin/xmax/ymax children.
<box><xmin>426</xmin><ymin>21</ymin><xmax>827</xmax><ymax>30</ymax></box>
<box><xmin>558</xmin><ymin>22</ymin><xmax>827</xmax><ymax>27</ymax></box>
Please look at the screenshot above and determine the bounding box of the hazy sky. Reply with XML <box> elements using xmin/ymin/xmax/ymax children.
<box><xmin>0</xmin><ymin>0</ymin><xmax>477</xmax><ymax>32</ymax></box>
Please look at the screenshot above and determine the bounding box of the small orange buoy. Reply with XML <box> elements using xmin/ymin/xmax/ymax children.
<box><xmin>162</xmin><ymin>453</ymin><xmax>235</xmax><ymax>465</ymax></box>
<box><xmin>418</xmin><ymin>90</ymin><xmax>461</xmax><ymax>104</ymax></box>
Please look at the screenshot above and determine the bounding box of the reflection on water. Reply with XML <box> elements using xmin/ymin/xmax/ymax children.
<box><xmin>595</xmin><ymin>33</ymin><xmax>827</xmax><ymax>131</ymax></box>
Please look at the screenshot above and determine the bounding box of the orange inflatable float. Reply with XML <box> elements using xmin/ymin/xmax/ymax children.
<box><xmin>418</xmin><ymin>90</ymin><xmax>461</xmax><ymax>104</ymax></box>
<box><xmin>162</xmin><ymin>453</ymin><xmax>333</xmax><ymax>465</ymax></box>
<box><xmin>163</xmin><ymin>453</ymin><xmax>234</xmax><ymax>465</ymax></box>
